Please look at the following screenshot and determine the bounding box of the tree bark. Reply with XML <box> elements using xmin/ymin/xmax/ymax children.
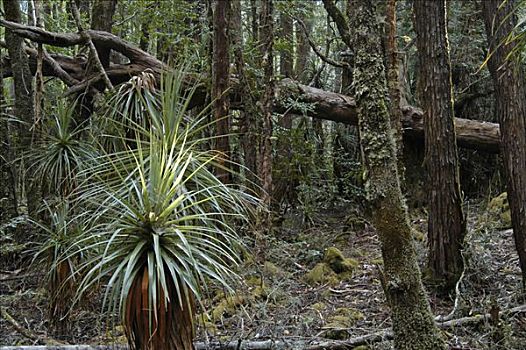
<box><xmin>294</xmin><ymin>9</ymin><xmax>311</xmax><ymax>83</ymax></box>
<box><xmin>212</xmin><ymin>0</ymin><xmax>231</xmax><ymax>183</ymax></box>
<box><xmin>482</xmin><ymin>0</ymin><xmax>526</xmax><ymax>289</ymax></box>
<box><xmin>385</xmin><ymin>0</ymin><xmax>405</xmax><ymax>184</ymax></box>
<box><xmin>274</xmin><ymin>80</ymin><xmax>501</xmax><ymax>152</ymax></box>
<box><xmin>231</xmin><ymin>0</ymin><xmax>258</xmax><ymax>188</ymax></box>
<box><xmin>90</xmin><ymin>0</ymin><xmax>117</xmax><ymax>67</ymax></box>
<box><xmin>279</xmin><ymin>11</ymin><xmax>293</xmax><ymax>78</ymax></box>
<box><xmin>0</xmin><ymin>72</ymin><xmax>18</xmax><ymax>220</ymax></box>
<box><xmin>413</xmin><ymin>0</ymin><xmax>466</xmax><ymax>291</ymax></box>
<box><xmin>259</xmin><ymin>0</ymin><xmax>274</xmax><ymax>208</ymax></box>
<box><xmin>3</xmin><ymin>0</ymin><xmax>39</xmax><ymax>217</ymax></box>
<box><xmin>351</xmin><ymin>0</ymin><xmax>446</xmax><ymax>348</ymax></box>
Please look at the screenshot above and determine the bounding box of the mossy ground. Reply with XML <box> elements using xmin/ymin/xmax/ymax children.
<box><xmin>1</xmin><ymin>200</ymin><xmax>524</xmax><ymax>349</ymax></box>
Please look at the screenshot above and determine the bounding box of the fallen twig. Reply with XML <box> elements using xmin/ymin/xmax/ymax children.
<box><xmin>0</xmin><ymin>307</ymin><xmax>64</xmax><ymax>346</ymax></box>
<box><xmin>1</xmin><ymin>305</ymin><xmax>524</xmax><ymax>350</ymax></box>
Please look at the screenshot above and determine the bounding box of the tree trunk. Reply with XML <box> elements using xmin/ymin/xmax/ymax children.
<box><xmin>385</xmin><ymin>0</ymin><xmax>405</xmax><ymax>184</ymax></box>
<box><xmin>90</xmin><ymin>0</ymin><xmax>117</xmax><ymax>67</ymax></box>
<box><xmin>3</xmin><ymin>0</ymin><xmax>39</xmax><ymax>217</ymax></box>
<box><xmin>351</xmin><ymin>0</ymin><xmax>446</xmax><ymax>348</ymax></box>
<box><xmin>0</xmin><ymin>74</ymin><xmax>19</xmax><ymax>220</ymax></box>
<box><xmin>413</xmin><ymin>0</ymin><xmax>466</xmax><ymax>291</ymax></box>
<box><xmin>259</xmin><ymin>0</ymin><xmax>274</xmax><ymax>209</ymax></box>
<box><xmin>231</xmin><ymin>0</ymin><xmax>258</xmax><ymax>189</ymax></box>
<box><xmin>279</xmin><ymin>12</ymin><xmax>293</xmax><ymax>78</ymax></box>
<box><xmin>481</xmin><ymin>0</ymin><xmax>526</xmax><ymax>289</ymax></box>
<box><xmin>294</xmin><ymin>9</ymin><xmax>311</xmax><ymax>83</ymax></box>
<box><xmin>212</xmin><ymin>0</ymin><xmax>231</xmax><ymax>183</ymax></box>
<box><xmin>0</xmin><ymin>17</ymin><xmax>504</xmax><ymax>153</ymax></box>
<box><xmin>273</xmin><ymin>7</ymin><xmax>296</xmax><ymax>209</ymax></box>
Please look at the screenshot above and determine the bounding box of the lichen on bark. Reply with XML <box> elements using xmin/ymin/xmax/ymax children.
<box><xmin>351</xmin><ymin>0</ymin><xmax>446</xmax><ymax>348</ymax></box>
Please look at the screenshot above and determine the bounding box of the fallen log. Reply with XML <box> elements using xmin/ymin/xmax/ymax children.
<box><xmin>0</xmin><ymin>19</ymin><xmax>501</xmax><ymax>153</ymax></box>
<box><xmin>275</xmin><ymin>79</ymin><xmax>501</xmax><ymax>153</ymax></box>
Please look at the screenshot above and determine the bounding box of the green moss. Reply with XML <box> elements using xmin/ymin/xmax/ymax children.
<box><xmin>305</xmin><ymin>263</ymin><xmax>339</xmax><ymax>286</ymax></box>
<box><xmin>211</xmin><ymin>294</ymin><xmax>246</xmax><ymax>321</ymax></box>
<box><xmin>371</xmin><ymin>258</ymin><xmax>384</xmax><ymax>265</ymax></box>
<box><xmin>245</xmin><ymin>276</ymin><xmax>271</xmax><ymax>300</ymax></box>
<box><xmin>488</xmin><ymin>192</ymin><xmax>509</xmax><ymax>212</ymax></box>
<box><xmin>311</xmin><ymin>302</ymin><xmax>326</xmax><ymax>311</ymax></box>
<box><xmin>488</xmin><ymin>192</ymin><xmax>512</xmax><ymax>228</ymax></box>
<box><xmin>500</xmin><ymin>210</ymin><xmax>512</xmax><ymax>228</ymax></box>
<box><xmin>263</xmin><ymin>261</ymin><xmax>283</xmax><ymax>277</ymax></box>
<box><xmin>323</xmin><ymin>247</ymin><xmax>358</xmax><ymax>274</ymax></box>
<box><xmin>411</xmin><ymin>228</ymin><xmax>425</xmax><ymax>241</ymax></box>
<box><xmin>322</xmin><ymin>308</ymin><xmax>365</xmax><ymax>340</ymax></box>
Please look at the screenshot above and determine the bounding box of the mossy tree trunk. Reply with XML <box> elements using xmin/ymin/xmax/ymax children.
<box><xmin>3</xmin><ymin>0</ymin><xmax>39</xmax><ymax>218</ymax></box>
<box><xmin>481</xmin><ymin>0</ymin><xmax>526</xmax><ymax>289</ymax></box>
<box><xmin>413</xmin><ymin>0</ymin><xmax>466</xmax><ymax>291</ymax></box>
<box><xmin>351</xmin><ymin>0</ymin><xmax>446</xmax><ymax>348</ymax></box>
<box><xmin>0</xmin><ymin>74</ymin><xmax>19</xmax><ymax>220</ymax></box>
<box><xmin>231</xmin><ymin>0</ymin><xmax>258</xmax><ymax>190</ymax></box>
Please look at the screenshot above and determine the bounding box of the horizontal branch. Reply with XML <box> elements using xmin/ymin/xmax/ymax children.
<box><xmin>0</xmin><ymin>19</ymin><xmax>164</xmax><ymax>69</ymax></box>
<box><xmin>0</xmin><ymin>20</ymin><xmax>501</xmax><ymax>153</ymax></box>
<box><xmin>275</xmin><ymin>79</ymin><xmax>501</xmax><ymax>153</ymax></box>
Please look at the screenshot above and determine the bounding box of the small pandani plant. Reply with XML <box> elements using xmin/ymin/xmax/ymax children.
<box><xmin>32</xmin><ymin>201</ymin><xmax>93</xmax><ymax>335</ymax></box>
<box><xmin>74</xmin><ymin>68</ymin><xmax>256</xmax><ymax>350</ymax></box>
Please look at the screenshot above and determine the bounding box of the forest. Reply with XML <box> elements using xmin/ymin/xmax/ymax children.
<box><xmin>0</xmin><ymin>0</ymin><xmax>525</xmax><ymax>349</ymax></box>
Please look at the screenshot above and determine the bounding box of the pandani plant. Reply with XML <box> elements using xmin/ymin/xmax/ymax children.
<box><xmin>31</xmin><ymin>201</ymin><xmax>95</xmax><ymax>334</ymax></box>
<box><xmin>27</xmin><ymin>100</ymin><xmax>98</xmax><ymax>335</ymax></box>
<box><xmin>27</xmin><ymin>100</ymin><xmax>97</xmax><ymax>198</ymax></box>
<box><xmin>72</xmin><ymin>68</ymin><xmax>257</xmax><ymax>350</ymax></box>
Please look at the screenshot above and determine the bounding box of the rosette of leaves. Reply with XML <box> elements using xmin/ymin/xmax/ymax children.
<box><xmin>74</xmin><ymin>68</ymin><xmax>256</xmax><ymax>350</ymax></box>
<box><xmin>27</xmin><ymin>101</ymin><xmax>97</xmax><ymax>198</ymax></box>
<box><xmin>32</xmin><ymin>201</ymin><xmax>95</xmax><ymax>335</ymax></box>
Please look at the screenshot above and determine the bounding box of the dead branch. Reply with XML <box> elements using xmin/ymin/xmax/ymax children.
<box><xmin>293</xmin><ymin>16</ymin><xmax>349</xmax><ymax>69</ymax></box>
<box><xmin>0</xmin><ymin>305</ymin><xmax>524</xmax><ymax>350</ymax></box>
<box><xmin>0</xmin><ymin>19</ymin><xmax>164</xmax><ymax>69</ymax></box>
<box><xmin>69</xmin><ymin>0</ymin><xmax>112</xmax><ymax>91</ymax></box>
<box><xmin>0</xmin><ymin>307</ymin><xmax>64</xmax><ymax>346</ymax></box>
<box><xmin>0</xmin><ymin>20</ymin><xmax>501</xmax><ymax>153</ymax></box>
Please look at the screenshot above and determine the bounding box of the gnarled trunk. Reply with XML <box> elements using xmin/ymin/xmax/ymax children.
<box><xmin>351</xmin><ymin>0</ymin><xmax>446</xmax><ymax>348</ymax></box>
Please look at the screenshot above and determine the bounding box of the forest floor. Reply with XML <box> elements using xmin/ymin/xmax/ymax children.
<box><xmin>1</xmin><ymin>198</ymin><xmax>525</xmax><ymax>349</ymax></box>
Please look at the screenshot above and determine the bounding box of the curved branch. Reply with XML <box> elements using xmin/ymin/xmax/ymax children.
<box><xmin>321</xmin><ymin>0</ymin><xmax>352</xmax><ymax>48</ymax></box>
<box><xmin>294</xmin><ymin>16</ymin><xmax>349</xmax><ymax>69</ymax></box>
<box><xmin>0</xmin><ymin>19</ymin><xmax>165</xmax><ymax>69</ymax></box>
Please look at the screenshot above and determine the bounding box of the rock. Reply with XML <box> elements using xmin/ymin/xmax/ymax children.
<box><xmin>305</xmin><ymin>262</ymin><xmax>340</xmax><ymax>286</ymax></box>
<box><xmin>323</xmin><ymin>247</ymin><xmax>359</xmax><ymax>274</ymax></box>
<box><xmin>322</xmin><ymin>307</ymin><xmax>365</xmax><ymax>340</ymax></box>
